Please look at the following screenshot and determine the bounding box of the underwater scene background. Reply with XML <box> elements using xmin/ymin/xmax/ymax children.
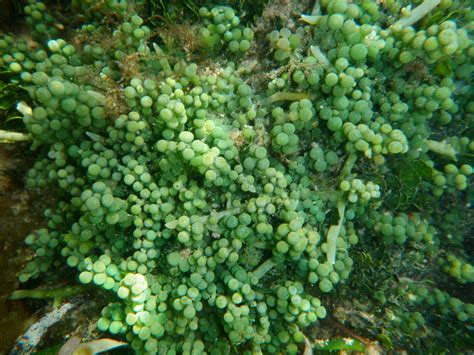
<box><xmin>0</xmin><ymin>0</ymin><xmax>472</xmax><ymax>353</ymax></box>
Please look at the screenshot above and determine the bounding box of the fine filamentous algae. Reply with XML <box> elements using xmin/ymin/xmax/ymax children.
<box><xmin>0</xmin><ymin>0</ymin><xmax>472</xmax><ymax>353</ymax></box>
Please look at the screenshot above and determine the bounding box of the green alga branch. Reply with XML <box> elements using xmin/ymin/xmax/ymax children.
<box><xmin>425</xmin><ymin>139</ymin><xmax>457</xmax><ymax>161</ymax></box>
<box><xmin>251</xmin><ymin>258</ymin><xmax>277</xmax><ymax>280</ymax></box>
<box><xmin>300</xmin><ymin>14</ymin><xmax>319</xmax><ymax>25</ymax></box>
<box><xmin>309</xmin><ymin>45</ymin><xmax>329</xmax><ymax>66</ymax></box>
<box><xmin>300</xmin><ymin>1</ymin><xmax>321</xmax><ymax>25</ymax></box>
<box><xmin>395</xmin><ymin>0</ymin><xmax>441</xmax><ymax>27</ymax></box>
<box><xmin>341</xmin><ymin>153</ymin><xmax>357</xmax><ymax>179</ymax></box>
<box><xmin>325</xmin><ymin>154</ymin><xmax>356</xmax><ymax>264</ymax></box>
<box><xmin>312</xmin><ymin>337</ymin><xmax>367</xmax><ymax>351</ymax></box>
<box><xmin>326</xmin><ymin>200</ymin><xmax>346</xmax><ymax>265</ymax></box>
<box><xmin>265</xmin><ymin>92</ymin><xmax>314</xmax><ymax>105</ymax></box>
<box><xmin>10</xmin><ymin>285</ymin><xmax>89</xmax><ymax>308</ymax></box>
<box><xmin>0</xmin><ymin>129</ymin><xmax>32</xmax><ymax>143</ymax></box>
<box><xmin>153</xmin><ymin>43</ymin><xmax>173</xmax><ymax>76</ymax></box>
<box><xmin>165</xmin><ymin>208</ymin><xmax>241</xmax><ymax>229</ymax></box>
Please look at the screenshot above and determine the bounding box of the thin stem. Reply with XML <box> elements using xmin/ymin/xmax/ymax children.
<box><xmin>165</xmin><ymin>208</ymin><xmax>241</xmax><ymax>229</ymax></box>
<box><xmin>300</xmin><ymin>15</ymin><xmax>319</xmax><ymax>25</ymax></box>
<box><xmin>326</xmin><ymin>200</ymin><xmax>346</xmax><ymax>265</ymax></box>
<box><xmin>325</xmin><ymin>154</ymin><xmax>357</xmax><ymax>264</ymax></box>
<box><xmin>0</xmin><ymin>130</ymin><xmax>32</xmax><ymax>143</ymax></box>
<box><xmin>10</xmin><ymin>285</ymin><xmax>88</xmax><ymax>307</ymax></box>
<box><xmin>85</xmin><ymin>131</ymin><xmax>106</xmax><ymax>142</ymax></box>
<box><xmin>425</xmin><ymin>139</ymin><xmax>457</xmax><ymax>161</ymax></box>
<box><xmin>300</xmin><ymin>0</ymin><xmax>321</xmax><ymax>24</ymax></box>
<box><xmin>309</xmin><ymin>46</ymin><xmax>329</xmax><ymax>67</ymax></box>
<box><xmin>395</xmin><ymin>0</ymin><xmax>441</xmax><ymax>27</ymax></box>
<box><xmin>87</xmin><ymin>90</ymin><xmax>106</xmax><ymax>105</ymax></box>
<box><xmin>265</xmin><ymin>92</ymin><xmax>313</xmax><ymax>105</ymax></box>
<box><xmin>153</xmin><ymin>43</ymin><xmax>173</xmax><ymax>76</ymax></box>
<box><xmin>341</xmin><ymin>153</ymin><xmax>357</xmax><ymax>179</ymax></box>
<box><xmin>252</xmin><ymin>258</ymin><xmax>277</xmax><ymax>280</ymax></box>
<box><xmin>311</xmin><ymin>0</ymin><xmax>321</xmax><ymax>16</ymax></box>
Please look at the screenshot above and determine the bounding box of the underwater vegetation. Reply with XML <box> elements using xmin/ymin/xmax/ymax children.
<box><xmin>0</xmin><ymin>0</ymin><xmax>473</xmax><ymax>353</ymax></box>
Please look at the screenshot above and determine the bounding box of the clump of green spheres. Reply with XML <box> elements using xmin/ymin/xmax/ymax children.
<box><xmin>198</xmin><ymin>6</ymin><xmax>254</xmax><ymax>54</ymax></box>
<box><xmin>268</xmin><ymin>28</ymin><xmax>305</xmax><ymax>62</ymax></box>
<box><xmin>438</xmin><ymin>254</ymin><xmax>474</xmax><ymax>284</ymax></box>
<box><xmin>1</xmin><ymin>0</ymin><xmax>473</xmax><ymax>353</ymax></box>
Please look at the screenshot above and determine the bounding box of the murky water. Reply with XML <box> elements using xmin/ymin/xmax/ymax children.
<box><xmin>0</xmin><ymin>145</ymin><xmax>44</xmax><ymax>353</ymax></box>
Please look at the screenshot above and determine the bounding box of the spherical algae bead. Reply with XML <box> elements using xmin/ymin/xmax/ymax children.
<box><xmin>243</xmin><ymin>27</ymin><xmax>254</xmax><ymax>40</ymax></box>
<box><xmin>86</xmin><ymin>196</ymin><xmax>100</xmax><ymax>210</ymax></box>
<box><xmin>437</xmin><ymin>27</ymin><xmax>455</xmax><ymax>45</ymax></box>
<box><xmin>60</xmin><ymin>97</ymin><xmax>77</xmax><ymax>112</ymax></box>
<box><xmin>388</xmin><ymin>141</ymin><xmax>403</xmax><ymax>154</ymax></box>
<box><xmin>335</xmin><ymin>58</ymin><xmax>349</xmax><ymax>71</ymax></box>
<box><xmin>399</xmin><ymin>51</ymin><xmax>413</xmax><ymax>64</ymax></box>
<box><xmin>47</xmin><ymin>80</ymin><xmax>65</xmax><ymax>97</ymax></box>
<box><xmin>319</xmin><ymin>279</ymin><xmax>333</xmax><ymax>293</ymax></box>
<box><xmin>434</xmin><ymin>87</ymin><xmax>451</xmax><ymax>100</ymax></box>
<box><xmin>328</xmin><ymin>14</ymin><xmax>344</xmax><ymax>30</ymax></box>
<box><xmin>460</xmin><ymin>164</ymin><xmax>472</xmax><ymax>175</ymax></box>
<box><xmin>93</xmin><ymin>273</ymin><xmax>107</xmax><ymax>285</ymax></box>
<box><xmin>275</xmin><ymin>132</ymin><xmax>289</xmax><ymax>145</ymax></box>
<box><xmin>32</xmin><ymin>72</ymin><xmax>49</xmax><ymax>85</ymax></box>
<box><xmin>239</xmin><ymin>40</ymin><xmax>251</xmax><ymax>52</ymax></box>
<box><xmin>350</xmin><ymin>43</ymin><xmax>368</xmax><ymax>61</ymax></box>
<box><xmin>9</xmin><ymin>62</ymin><xmax>22</xmax><ymax>73</ymax></box>
<box><xmin>292</xmin><ymin>70</ymin><xmax>305</xmax><ymax>84</ymax></box>
<box><xmin>423</xmin><ymin>37</ymin><xmax>439</xmax><ymax>51</ymax></box>
<box><xmin>140</xmin><ymin>96</ymin><xmax>153</xmax><ymax>108</ymax></box>
<box><xmin>97</xmin><ymin>317</ymin><xmax>111</xmax><ymax>331</ymax></box>
<box><xmin>325</xmin><ymin>72</ymin><xmax>339</xmax><ymax>86</ymax></box>
<box><xmin>327</xmin><ymin>117</ymin><xmax>342</xmax><ymax>131</ymax></box>
<box><xmin>229</xmin><ymin>41</ymin><xmax>239</xmax><ymax>52</ymax></box>
<box><xmin>167</xmin><ymin>251</ymin><xmax>181</xmax><ymax>266</ymax></box>
<box><xmin>79</xmin><ymin>271</ymin><xmax>93</xmax><ymax>284</ymax></box>
<box><xmin>109</xmin><ymin>321</ymin><xmax>124</xmax><ymax>335</ymax></box>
